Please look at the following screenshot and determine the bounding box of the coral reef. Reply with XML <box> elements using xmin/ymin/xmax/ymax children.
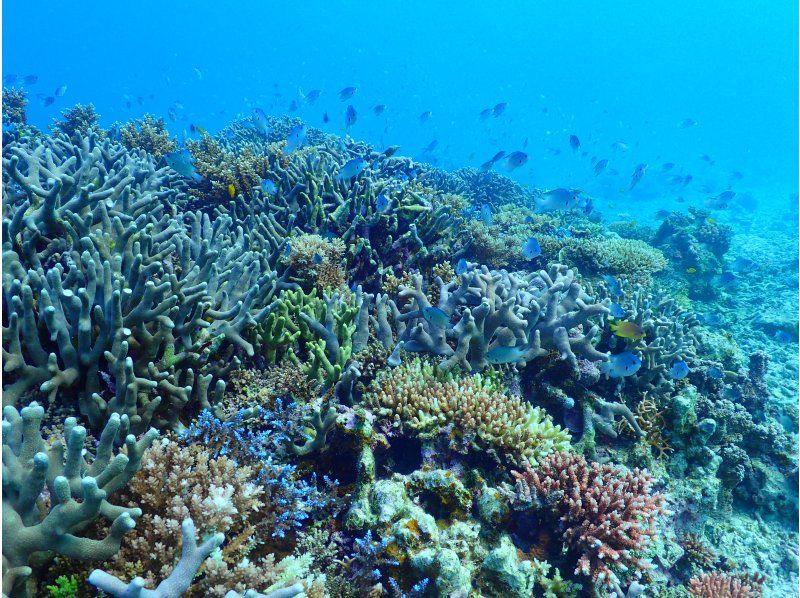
<box><xmin>686</xmin><ymin>571</ymin><xmax>765</xmax><ymax>597</ymax></box>
<box><xmin>51</xmin><ymin>103</ymin><xmax>101</xmax><ymax>139</ymax></box>
<box><xmin>119</xmin><ymin>114</ymin><xmax>178</xmax><ymax>160</ymax></box>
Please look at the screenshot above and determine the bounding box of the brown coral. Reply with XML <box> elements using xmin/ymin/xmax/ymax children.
<box><xmin>186</xmin><ymin>134</ymin><xmax>271</xmax><ymax>202</ymax></box>
<box><xmin>681</xmin><ymin>533</ymin><xmax>717</xmax><ymax>569</ymax></box>
<box><xmin>119</xmin><ymin>114</ymin><xmax>177</xmax><ymax>160</ymax></box>
<box><xmin>52</xmin><ymin>103</ymin><xmax>101</xmax><ymax>138</ymax></box>
<box><xmin>687</xmin><ymin>571</ymin><xmax>765</xmax><ymax>597</ymax></box>
<box><xmin>512</xmin><ymin>451</ymin><xmax>667</xmax><ymax>592</ymax></box>
<box><xmin>283</xmin><ymin>234</ymin><xmax>347</xmax><ymax>292</ymax></box>
<box><xmin>366</xmin><ymin>357</ymin><xmax>570</xmax><ymax>464</ymax></box>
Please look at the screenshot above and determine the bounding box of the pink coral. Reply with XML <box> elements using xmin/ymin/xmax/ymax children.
<box><xmin>687</xmin><ymin>571</ymin><xmax>765</xmax><ymax>597</ymax></box>
<box><xmin>512</xmin><ymin>451</ymin><xmax>667</xmax><ymax>591</ymax></box>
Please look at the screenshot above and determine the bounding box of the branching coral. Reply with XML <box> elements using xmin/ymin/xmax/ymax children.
<box><xmin>365</xmin><ymin>357</ymin><xmax>570</xmax><ymax>465</ymax></box>
<box><xmin>2</xmin><ymin>402</ymin><xmax>158</xmax><ymax>597</ymax></box>
<box><xmin>119</xmin><ymin>114</ymin><xmax>177</xmax><ymax>160</ymax></box>
<box><xmin>282</xmin><ymin>233</ymin><xmax>346</xmax><ymax>292</ymax></box>
<box><xmin>3</xmin><ymin>87</ymin><xmax>28</xmax><ymax>126</ymax></box>
<box><xmin>52</xmin><ymin>103</ymin><xmax>101</xmax><ymax>139</ymax></box>
<box><xmin>511</xmin><ymin>451</ymin><xmax>667</xmax><ymax>593</ymax></box>
<box><xmin>187</xmin><ymin>134</ymin><xmax>271</xmax><ymax>203</ymax></box>
<box><xmin>554</xmin><ymin>236</ymin><xmax>667</xmax><ymax>287</ymax></box>
<box><xmin>383</xmin><ymin>263</ymin><xmax>609</xmax><ymax>372</ymax></box>
<box><xmin>686</xmin><ymin>571</ymin><xmax>765</xmax><ymax>597</ymax></box>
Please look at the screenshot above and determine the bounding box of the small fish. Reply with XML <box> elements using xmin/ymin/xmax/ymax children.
<box><xmin>54</xmin><ymin>85</ymin><xmax>67</xmax><ymax>97</ymax></box>
<box><xmin>375</xmin><ymin>193</ymin><xmax>390</xmax><ymax>213</ymax></box>
<box><xmin>679</xmin><ymin>118</ymin><xmax>698</xmax><ymax>128</ymax></box>
<box><xmin>487</xmin><ymin>345</ymin><xmax>527</xmax><ymax>364</ymax></box>
<box><xmin>335</xmin><ymin>157</ymin><xmax>367</xmax><ymax>181</ymax></box>
<box><xmin>536</xmin><ymin>188</ymin><xmax>581</xmax><ymax>213</ymax></box>
<box><xmin>383</xmin><ymin>145</ymin><xmax>401</xmax><ymax>157</ymax></box>
<box><xmin>479</xmin><ymin>108</ymin><xmax>492</xmax><ymax>120</ymax></box>
<box><xmin>227</xmin><ymin>184</ymin><xmax>236</xmax><ymax>198</ymax></box>
<box><xmin>697</xmin><ymin>312</ymin><xmax>722</xmax><ymax>326</ymax></box>
<box><xmin>345</xmin><ymin>104</ymin><xmax>358</xmax><ymax>128</ymax></box>
<box><xmin>655</xmin><ymin>209</ymin><xmax>671</xmax><ymax>220</ymax></box>
<box><xmin>492</xmin><ymin>102</ymin><xmax>507</xmax><ymax>117</ymax></box>
<box><xmin>610</xmin><ymin>320</ymin><xmax>645</xmax><ymax>340</ymax></box>
<box><xmin>700</xmin><ymin>153</ymin><xmax>715</xmax><ymax>164</ymax></box>
<box><xmin>707</xmin><ymin>366</ymin><xmax>724</xmax><ymax>380</ymax></box>
<box><xmin>285</xmin><ymin>123</ymin><xmax>306</xmax><ymax>152</ymax></box>
<box><xmin>253</xmin><ymin>108</ymin><xmax>270</xmax><ymax>135</ymax></box>
<box><xmin>669</xmin><ymin>360</ymin><xmax>690</xmax><ymax>380</ymax></box>
<box><xmin>3</xmin><ymin>74</ymin><xmax>17</xmax><ymax>85</ymax></box>
<box><xmin>593</xmin><ymin>159</ymin><xmax>609</xmax><ymax>176</ymax></box>
<box><xmin>305</xmin><ymin>89</ymin><xmax>322</xmax><ymax>103</ymax></box>
<box><xmin>423</xmin><ymin>139</ymin><xmax>438</xmax><ymax>153</ymax></box>
<box><xmin>422</xmin><ymin>306</ymin><xmax>450</xmax><ymax>329</ymax></box>
<box><xmin>774</xmin><ymin>331</ymin><xmax>794</xmax><ymax>343</ymax></box>
<box><xmin>167</xmin><ymin>107</ymin><xmax>177</xmax><ymax>121</ymax></box>
<box><xmin>569</xmin><ymin>134</ymin><xmax>580</xmax><ymax>151</ymax></box>
<box><xmin>373</xmin><ymin>104</ymin><xmax>386</xmax><ymax>115</ymax></box>
<box><xmin>603</xmin><ymin>352</ymin><xmax>642</xmax><ymax>378</ymax></box>
<box><xmin>505</xmin><ymin>151</ymin><xmax>528</xmax><ymax>171</ymax></box>
<box><xmin>480</xmin><ymin>203</ymin><xmax>493</xmax><ymax>226</ymax></box>
<box><xmin>686</xmin><ymin>267</ymin><xmax>697</xmax><ymax>274</ymax></box>
<box><xmin>22</xmin><ymin>74</ymin><xmax>38</xmax><ymax>85</ymax></box>
<box><xmin>323</xmin><ymin>111</ymin><xmax>330</xmax><ymax>123</ymax></box>
<box><xmin>611</xmin><ymin>140</ymin><xmax>629</xmax><ymax>152</ymax></box>
<box><xmin>164</xmin><ymin>149</ymin><xmax>202</xmax><ymax>182</ymax></box>
<box><xmin>419</xmin><ymin>110</ymin><xmax>432</xmax><ymax>124</ymax></box>
<box><xmin>717</xmin><ymin>272</ymin><xmax>737</xmax><ymax>286</ymax></box>
<box><xmin>706</xmin><ymin>217</ymin><xmax>717</xmax><ymax>225</ymax></box>
<box><xmin>521</xmin><ymin>237</ymin><xmax>542</xmax><ymax>259</ymax></box>
<box><xmin>312</xmin><ymin>252</ymin><xmax>323</xmax><ymax>264</ymax></box>
<box><xmin>662</xmin><ymin>162</ymin><xmax>675</xmax><ymax>172</ymax></box>
<box><xmin>731</xmin><ymin>257</ymin><xmax>757</xmax><ymax>273</ymax></box>
<box><xmin>288</xmin><ymin>99</ymin><xmax>300</xmax><ymax>112</ymax></box>
<box><xmin>553</xmin><ymin>226</ymin><xmax>572</xmax><ymax>238</ymax></box>
<box><xmin>490</xmin><ymin>150</ymin><xmax>506</xmax><ymax>162</ymax></box>
<box><xmin>629</xmin><ymin>163</ymin><xmax>647</xmax><ymax>191</ymax></box>
<box><xmin>339</xmin><ymin>86</ymin><xmax>357</xmax><ymax>101</ymax></box>
<box><xmin>455</xmin><ymin>258</ymin><xmax>468</xmax><ymax>276</ymax></box>
<box><xmin>609</xmin><ymin>303</ymin><xmax>625</xmax><ymax>318</ymax></box>
<box><xmin>261</xmin><ymin>179</ymin><xmax>277</xmax><ymax>195</ymax></box>
<box><xmin>42</xmin><ymin>96</ymin><xmax>55</xmax><ymax>107</ymax></box>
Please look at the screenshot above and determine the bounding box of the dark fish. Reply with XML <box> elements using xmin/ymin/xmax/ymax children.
<box><xmin>481</xmin><ymin>203</ymin><xmax>493</xmax><ymax>226</ymax></box>
<box><xmin>423</xmin><ymin>139</ymin><xmax>438</xmax><ymax>153</ymax></box>
<box><xmin>22</xmin><ymin>74</ymin><xmax>38</xmax><ymax>85</ymax></box>
<box><xmin>288</xmin><ymin>99</ymin><xmax>300</xmax><ymax>112</ymax></box>
<box><xmin>54</xmin><ymin>85</ymin><xmax>67</xmax><ymax>97</ymax></box>
<box><xmin>492</xmin><ymin>102</ymin><xmax>507</xmax><ymax>117</ymax></box>
<box><xmin>3</xmin><ymin>74</ymin><xmax>17</xmax><ymax>85</ymax></box>
<box><xmin>305</xmin><ymin>89</ymin><xmax>322</xmax><ymax>103</ymax></box>
<box><xmin>339</xmin><ymin>86</ymin><xmax>357</xmax><ymax>101</ymax></box>
<box><xmin>629</xmin><ymin>163</ymin><xmax>647</xmax><ymax>191</ymax></box>
<box><xmin>136</xmin><ymin>95</ymin><xmax>144</xmax><ymax>105</ymax></box>
<box><xmin>603</xmin><ymin>274</ymin><xmax>623</xmax><ymax>296</ymax></box>
<box><xmin>252</xmin><ymin>108</ymin><xmax>269</xmax><ymax>135</ymax></box>
<box><xmin>679</xmin><ymin>118</ymin><xmax>698</xmax><ymax>128</ymax></box>
<box><xmin>419</xmin><ymin>110</ymin><xmax>432</xmax><ymax>124</ymax></box>
<box><xmin>373</xmin><ymin>104</ymin><xmax>386</xmax><ymax>115</ymax></box>
<box><xmin>504</xmin><ymin>151</ymin><xmax>528</xmax><ymax>171</ymax></box>
<box><xmin>731</xmin><ymin>257</ymin><xmax>757</xmax><ymax>273</ymax></box>
<box><xmin>521</xmin><ymin>237</ymin><xmax>541</xmax><ymax>259</ymax></box>
<box><xmin>312</xmin><ymin>252</ymin><xmax>323</xmax><ymax>264</ymax></box>
<box><xmin>479</xmin><ymin>108</ymin><xmax>492</xmax><ymax>120</ymax></box>
<box><xmin>707</xmin><ymin>366</ymin><xmax>724</xmax><ymax>379</ymax></box>
<box><xmin>774</xmin><ymin>330</ymin><xmax>794</xmax><ymax>343</ymax></box>
<box><xmin>717</xmin><ymin>272</ymin><xmax>737</xmax><ymax>286</ymax></box>
<box><xmin>383</xmin><ymin>145</ymin><xmax>401</xmax><ymax>157</ymax></box>
<box><xmin>522</xmin><ymin>137</ymin><xmax>529</xmax><ymax>148</ymax></box>
<box><xmin>455</xmin><ymin>258</ymin><xmax>468</xmax><ymax>275</ymax></box>
<box><xmin>345</xmin><ymin>104</ymin><xmax>357</xmax><ymax>128</ymax></box>
<box><xmin>490</xmin><ymin>150</ymin><xmax>506</xmax><ymax>162</ymax></box>
<box><xmin>168</xmin><ymin>107</ymin><xmax>177</xmax><ymax>122</ymax></box>
<box><xmin>662</xmin><ymin>162</ymin><xmax>675</xmax><ymax>172</ymax></box>
<box><xmin>593</xmin><ymin>159</ymin><xmax>609</xmax><ymax>176</ymax></box>
<box><xmin>323</xmin><ymin>112</ymin><xmax>330</xmax><ymax>123</ymax></box>
<box><xmin>569</xmin><ymin>134</ymin><xmax>580</xmax><ymax>151</ymax></box>
<box><xmin>42</xmin><ymin>96</ymin><xmax>55</xmax><ymax>107</ymax></box>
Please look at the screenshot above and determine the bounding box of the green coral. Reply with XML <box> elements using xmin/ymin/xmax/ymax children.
<box><xmin>46</xmin><ymin>575</ymin><xmax>78</xmax><ymax>598</ymax></box>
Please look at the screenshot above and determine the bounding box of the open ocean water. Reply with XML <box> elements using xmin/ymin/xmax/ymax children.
<box><xmin>2</xmin><ymin>1</ymin><xmax>798</xmax><ymax>597</ymax></box>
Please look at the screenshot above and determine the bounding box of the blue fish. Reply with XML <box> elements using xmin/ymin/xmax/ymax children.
<box><xmin>774</xmin><ymin>330</ymin><xmax>794</xmax><ymax>343</ymax></box>
<box><xmin>345</xmin><ymin>104</ymin><xmax>357</xmax><ymax>128</ymax></box>
<box><xmin>662</xmin><ymin>162</ymin><xmax>676</xmax><ymax>172</ymax></box>
<box><xmin>629</xmin><ymin>163</ymin><xmax>647</xmax><ymax>191</ymax></box>
<box><xmin>284</xmin><ymin>242</ymin><xmax>292</xmax><ymax>256</ymax></box>
<box><xmin>455</xmin><ymin>258</ymin><xmax>468</xmax><ymax>276</ymax></box>
<box><xmin>164</xmin><ymin>149</ymin><xmax>202</xmax><ymax>182</ymax></box>
<box><xmin>42</xmin><ymin>96</ymin><xmax>55</xmax><ymax>107</ymax></box>
<box><xmin>335</xmin><ymin>157</ymin><xmax>367</xmax><ymax>181</ymax></box>
<box><xmin>697</xmin><ymin>312</ymin><xmax>722</xmax><ymax>326</ymax></box>
<box><xmin>480</xmin><ymin>203</ymin><xmax>493</xmax><ymax>226</ymax></box>
<box><xmin>323</xmin><ymin>112</ymin><xmax>330</xmax><ymax>123</ymax></box>
<box><xmin>603</xmin><ymin>352</ymin><xmax>641</xmax><ymax>378</ymax></box>
<box><xmin>707</xmin><ymin>366</ymin><xmax>724</xmax><ymax>380</ymax></box>
<box><xmin>487</xmin><ymin>345</ymin><xmax>527</xmax><ymax>364</ymax></box>
<box><xmin>603</xmin><ymin>274</ymin><xmax>623</xmax><ymax>296</ymax></box>
<box><xmin>253</xmin><ymin>108</ymin><xmax>270</xmax><ymax>135</ymax></box>
<box><xmin>305</xmin><ymin>89</ymin><xmax>322</xmax><ymax>103</ymax></box>
<box><xmin>312</xmin><ymin>252</ymin><xmax>323</xmax><ymax>264</ymax></box>
<box><xmin>376</xmin><ymin>193</ymin><xmax>390</xmax><ymax>213</ymax></box>
<box><xmin>553</xmin><ymin>227</ymin><xmax>572</xmax><ymax>238</ymax></box>
<box><xmin>479</xmin><ymin>108</ymin><xmax>492</xmax><ymax>120</ymax></box>
<box><xmin>505</xmin><ymin>151</ymin><xmax>528</xmax><ymax>171</ymax></box>
<box><xmin>422</xmin><ymin>306</ymin><xmax>450</xmax><ymax>329</ymax></box>
<box><xmin>669</xmin><ymin>360</ymin><xmax>690</xmax><ymax>380</ymax></box>
<box><xmin>569</xmin><ymin>134</ymin><xmax>580</xmax><ymax>151</ymax></box>
<box><xmin>22</xmin><ymin>74</ymin><xmax>38</xmax><ymax>85</ymax></box>
<box><xmin>54</xmin><ymin>85</ymin><xmax>67</xmax><ymax>97</ymax></box>
<box><xmin>593</xmin><ymin>158</ymin><xmax>609</xmax><ymax>176</ymax></box>
<box><xmin>609</xmin><ymin>303</ymin><xmax>625</xmax><ymax>318</ymax></box>
<box><xmin>285</xmin><ymin>123</ymin><xmax>306</xmax><ymax>152</ymax></box>
<box><xmin>536</xmin><ymin>188</ymin><xmax>581</xmax><ymax>212</ymax></box>
<box><xmin>521</xmin><ymin>237</ymin><xmax>542</xmax><ymax>259</ymax></box>
<box><xmin>423</xmin><ymin>139</ymin><xmax>438</xmax><ymax>153</ymax></box>
<box><xmin>717</xmin><ymin>272</ymin><xmax>737</xmax><ymax>286</ymax></box>
<box><xmin>419</xmin><ymin>110</ymin><xmax>433</xmax><ymax>124</ymax></box>
<box><xmin>261</xmin><ymin>179</ymin><xmax>277</xmax><ymax>194</ymax></box>
<box><xmin>492</xmin><ymin>102</ymin><xmax>507</xmax><ymax>117</ymax></box>
<box><xmin>373</xmin><ymin>104</ymin><xmax>386</xmax><ymax>115</ymax></box>
<box><xmin>339</xmin><ymin>86</ymin><xmax>357</xmax><ymax>101</ymax></box>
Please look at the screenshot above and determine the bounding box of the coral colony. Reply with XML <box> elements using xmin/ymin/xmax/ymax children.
<box><xmin>1</xmin><ymin>96</ymin><xmax>796</xmax><ymax>598</ymax></box>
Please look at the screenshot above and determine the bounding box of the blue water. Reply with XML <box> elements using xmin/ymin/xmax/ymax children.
<box><xmin>5</xmin><ymin>1</ymin><xmax>797</xmax><ymax>209</ymax></box>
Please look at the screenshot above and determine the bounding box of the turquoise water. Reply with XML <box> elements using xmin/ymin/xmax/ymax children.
<box><xmin>2</xmin><ymin>1</ymin><xmax>797</xmax><ymax>597</ymax></box>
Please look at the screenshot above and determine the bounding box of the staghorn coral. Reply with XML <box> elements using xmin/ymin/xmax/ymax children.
<box><xmin>282</xmin><ymin>233</ymin><xmax>346</xmax><ymax>292</ymax></box>
<box><xmin>383</xmin><ymin>263</ymin><xmax>610</xmax><ymax>372</ymax></box>
<box><xmin>51</xmin><ymin>103</ymin><xmax>101</xmax><ymax>139</ymax></box>
<box><xmin>511</xmin><ymin>451</ymin><xmax>667</xmax><ymax>593</ymax></box>
<box><xmin>2</xmin><ymin>402</ymin><xmax>158</xmax><ymax>598</ymax></box>
<box><xmin>119</xmin><ymin>114</ymin><xmax>177</xmax><ymax>160</ymax></box>
<box><xmin>3</xmin><ymin>87</ymin><xmax>28</xmax><ymax>126</ymax></box>
<box><xmin>554</xmin><ymin>236</ymin><xmax>667</xmax><ymax>287</ymax></box>
<box><xmin>365</xmin><ymin>357</ymin><xmax>570</xmax><ymax>465</ymax></box>
<box><xmin>681</xmin><ymin>533</ymin><xmax>717</xmax><ymax>569</ymax></box>
<box><xmin>187</xmin><ymin>134</ymin><xmax>271</xmax><ymax>203</ymax></box>
<box><xmin>686</xmin><ymin>571</ymin><xmax>765</xmax><ymax>597</ymax></box>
